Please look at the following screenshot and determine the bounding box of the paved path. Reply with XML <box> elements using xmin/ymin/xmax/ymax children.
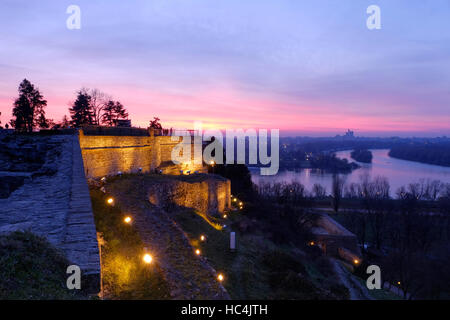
<box><xmin>330</xmin><ymin>258</ymin><xmax>373</xmax><ymax>300</ymax></box>
<box><xmin>107</xmin><ymin>180</ymin><xmax>229</xmax><ymax>300</ymax></box>
<box><xmin>383</xmin><ymin>282</ymin><xmax>409</xmax><ymax>299</ymax></box>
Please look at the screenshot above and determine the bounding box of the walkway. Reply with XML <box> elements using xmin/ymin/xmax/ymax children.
<box><xmin>107</xmin><ymin>179</ymin><xmax>229</xmax><ymax>299</ymax></box>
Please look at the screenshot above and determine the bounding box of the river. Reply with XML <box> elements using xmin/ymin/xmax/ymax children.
<box><xmin>250</xmin><ymin>149</ymin><xmax>450</xmax><ymax>195</ymax></box>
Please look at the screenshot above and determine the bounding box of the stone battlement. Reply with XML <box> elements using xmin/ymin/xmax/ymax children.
<box><xmin>79</xmin><ymin>129</ymin><xmax>206</xmax><ymax>178</ymax></box>
<box><xmin>0</xmin><ymin>134</ymin><xmax>101</xmax><ymax>293</ymax></box>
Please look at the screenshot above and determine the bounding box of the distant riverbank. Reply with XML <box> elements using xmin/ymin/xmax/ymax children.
<box><xmin>251</xmin><ymin>149</ymin><xmax>450</xmax><ymax>196</ymax></box>
<box><xmin>388</xmin><ymin>144</ymin><xmax>450</xmax><ymax>167</ymax></box>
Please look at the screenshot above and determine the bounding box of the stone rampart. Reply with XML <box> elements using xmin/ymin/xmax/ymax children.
<box><xmin>0</xmin><ymin>134</ymin><xmax>101</xmax><ymax>293</ymax></box>
<box><xmin>147</xmin><ymin>175</ymin><xmax>231</xmax><ymax>215</ymax></box>
<box><xmin>79</xmin><ymin>130</ymin><xmax>207</xmax><ymax>178</ymax></box>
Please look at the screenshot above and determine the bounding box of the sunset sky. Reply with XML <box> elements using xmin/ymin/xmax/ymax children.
<box><xmin>0</xmin><ymin>0</ymin><xmax>449</xmax><ymax>137</ymax></box>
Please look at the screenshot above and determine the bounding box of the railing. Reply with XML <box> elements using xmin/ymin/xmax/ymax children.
<box><xmin>81</xmin><ymin>125</ymin><xmax>149</xmax><ymax>136</ymax></box>
<box><xmin>80</xmin><ymin>125</ymin><xmax>203</xmax><ymax>137</ymax></box>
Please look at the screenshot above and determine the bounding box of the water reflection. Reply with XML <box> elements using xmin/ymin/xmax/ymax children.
<box><xmin>251</xmin><ymin>149</ymin><xmax>450</xmax><ymax>195</ymax></box>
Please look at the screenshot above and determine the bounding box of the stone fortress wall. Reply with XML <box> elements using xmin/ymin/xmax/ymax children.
<box><xmin>147</xmin><ymin>176</ymin><xmax>231</xmax><ymax>215</ymax></box>
<box><xmin>79</xmin><ymin>127</ymin><xmax>230</xmax><ymax>214</ymax></box>
<box><xmin>0</xmin><ymin>134</ymin><xmax>100</xmax><ymax>292</ymax></box>
<box><xmin>0</xmin><ymin>127</ymin><xmax>230</xmax><ymax>295</ymax></box>
<box><xmin>79</xmin><ymin>129</ymin><xmax>206</xmax><ymax>178</ymax></box>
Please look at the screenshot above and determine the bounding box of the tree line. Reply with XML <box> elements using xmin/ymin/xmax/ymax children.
<box><xmin>5</xmin><ymin>79</ymin><xmax>130</xmax><ymax>132</ymax></box>
<box><xmin>350</xmin><ymin>149</ymin><xmax>372</xmax><ymax>163</ymax></box>
<box><xmin>389</xmin><ymin>143</ymin><xmax>450</xmax><ymax>167</ymax></box>
<box><xmin>254</xmin><ymin>176</ymin><xmax>450</xmax><ymax>299</ymax></box>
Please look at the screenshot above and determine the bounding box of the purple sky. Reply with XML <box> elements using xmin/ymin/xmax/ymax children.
<box><xmin>0</xmin><ymin>0</ymin><xmax>449</xmax><ymax>136</ymax></box>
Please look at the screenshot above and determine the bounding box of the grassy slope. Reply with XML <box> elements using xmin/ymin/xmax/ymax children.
<box><xmin>170</xmin><ymin>207</ymin><xmax>349</xmax><ymax>299</ymax></box>
<box><xmin>98</xmin><ymin>173</ymin><xmax>398</xmax><ymax>300</ymax></box>
<box><xmin>0</xmin><ymin>231</ymin><xmax>87</xmax><ymax>300</ymax></box>
<box><xmin>90</xmin><ymin>189</ymin><xmax>171</xmax><ymax>299</ymax></box>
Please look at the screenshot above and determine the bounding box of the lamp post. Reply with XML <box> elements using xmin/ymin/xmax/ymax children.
<box><xmin>143</xmin><ymin>253</ymin><xmax>153</xmax><ymax>264</ymax></box>
<box><xmin>124</xmin><ymin>216</ymin><xmax>132</xmax><ymax>224</ymax></box>
<box><xmin>230</xmin><ymin>232</ymin><xmax>236</xmax><ymax>252</ymax></box>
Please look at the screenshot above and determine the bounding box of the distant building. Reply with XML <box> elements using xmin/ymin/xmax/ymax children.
<box><xmin>113</xmin><ymin>119</ymin><xmax>131</xmax><ymax>127</ymax></box>
<box><xmin>343</xmin><ymin>129</ymin><xmax>355</xmax><ymax>139</ymax></box>
<box><xmin>336</xmin><ymin>129</ymin><xmax>355</xmax><ymax>140</ymax></box>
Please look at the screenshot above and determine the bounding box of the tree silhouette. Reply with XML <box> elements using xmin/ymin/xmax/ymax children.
<box><xmin>11</xmin><ymin>79</ymin><xmax>47</xmax><ymax>132</ymax></box>
<box><xmin>69</xmin><ymin>90</ymin><xmax>93</xmax><ymax>127</ymax></box>
<box><xmin>37</xmin><ymin>114</ymin><xmax>52</xmax><ymax>129</ymax></box>
<box><xmin>88</xmin><ymin>88</ymin><xmax>110</xmax><ymax>125</ymax></box>
<box><xmin>61</xmin><ymin>115</ymin><xmax>70</xmax><ymax>128</ymax></box>
<box><xmin>101</xmin><ymin>100</ymin><xmax>128</xmax><ymax>126</ymax></box>
<box><xmin>149</xmin><ymin>117</ymin><xmax>162</xmax><ymax>130</ymax></box>
<box><xmin>331</xmin><ymin>174</ymin><xmax>345</xmax><ymax>212</ymax></box>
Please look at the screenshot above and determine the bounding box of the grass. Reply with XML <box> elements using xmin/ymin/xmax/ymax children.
<box><xmin>353</xmin><ymin>277</ymin><xmax>401</xmax><ymax>300</ymax></box>
<box><xmin>98</xmin><ymin>173</ymin><xmax>392</xmax><ymax>300</ymax></box>
<box><xmin>0</xmin><ymin>231</ymin><xmax>88</xmax><ymax>300</ymax></box>
<box><xmin>90</xmin><ymin>188</ymin><xmax>171</xmax><ymax>299</ymax></box>
<box><xmin>170</xmin><ymin>207</ymin><xmax>349</xmax><ymax>299</ymax></box>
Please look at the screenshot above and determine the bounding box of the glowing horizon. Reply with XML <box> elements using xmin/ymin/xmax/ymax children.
<box><xmin>1</xmin><ymin>1</ymin><xmax>449</xmax><ymax>137</ymax></box>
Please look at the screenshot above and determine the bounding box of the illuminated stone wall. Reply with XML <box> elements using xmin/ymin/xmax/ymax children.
<box><xmin>147</xmin><ymin>176</ymin><xmax>231</xmax><ymax>214</ymax></box>
<box><xmin>79</xmin><ymin>131</ymin><xmax>206</xmax><ymax>178</ymax></box>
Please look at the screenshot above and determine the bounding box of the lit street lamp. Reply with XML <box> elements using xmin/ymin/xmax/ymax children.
<box><xmin>210</xmin><ymin>160</ymin><xmax>215</xmax><ymax>174</ymax></box>
<box><xmin>143</xmin><ymin>253</ymin><xmax>153</xmax><ymax>264</ymax></box>
<box><xmin>124</xmin><ymin>216</ymin><xmax>132</xmax><ymax>224</ymax></box>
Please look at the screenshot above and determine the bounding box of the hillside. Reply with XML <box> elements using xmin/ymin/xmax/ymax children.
<box><xmin>97</xmin><ymin>174</ymin><xmax>384</xmax><ymax>300</ymax></box>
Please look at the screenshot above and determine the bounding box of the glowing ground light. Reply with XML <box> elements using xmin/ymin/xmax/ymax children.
<box><xmin>233</xmin><ymin>198</ymin><xmax>237</xmax><ymax>202</ymax></box>
<box><xmin>200</xmin><ymin>235</ymin><xmax>206</xmax><ymax>241</ymax></box>
<box><xmin>353</xmin><ymin>259</ymin><xmax>360</xmax><ymax>265</ymax></box>
<box><xmin>309</xmin><ymin>241</ymin><xmax>315</xmax><ymax>246</ymax></box>
<box><xmin>124</xmin><ymin>216</ymin><xmax>132</xmax><ymax>224</ymax></box>
<box><xmin>397</xmin><ymin>281</ymin><xmax>401</xmax><ymax>285</ymax></box>
<box><xmin>239</xmin><ymin>202</ymin><xmax>243</xmax><ymax>206</ymax></box>
<box><xmin>223</xmin><ymin>214</ymin><xmax>227</xmax><ymax>219</ymax></box>
<box><xmin>217</xmin><ymin>274</ymin><xmax>224</xmax><ymax>282</ymax></box>
<box><xmin>195</xmin><ymin>249</ymin><xmax>201</xmax><ymax>256</ymax></box>
<box><xmin>143</xmin><ymin>254</ymin><xmax>153</xmax><ymax>264</ymax></box>
<box><xmin>107</xmin><ymin>198</ymin><xmax>114</xmax><ymax>205</ymax></box>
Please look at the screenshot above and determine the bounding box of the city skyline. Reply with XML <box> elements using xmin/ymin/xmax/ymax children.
<box><xmin>1</xmin><ymin>0</ymin><xmax>449</xmax><ymax>137</ymax></box>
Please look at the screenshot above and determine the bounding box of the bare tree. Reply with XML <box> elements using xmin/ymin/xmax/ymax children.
<box><xmin>407</xmin><ymin>181</ymin><xmax>425</xmax><ymax>200</ymax></box>
<box><xmin>331</xmin><ymin>174</ymin><xmax>345</xmax><ymax>212</ymax></box>
<box><xmin>89</xmin><ymin>88</ymin><xmax>110</xmax><ymax>125</ymax></box>
<box><xmin>312</xmin><ymin>183</ymin><xmax>326</xmax><ymax>199</ymax></box>
<box><xmin>361</xmin><ymin>176</ymin><xmax>391</xmax><ymax>250</ymax></box>
<box><xmin>344</xmin><ymin>182</ymin><xmax>359</xmax><ymax>199</ymax></box>
<box><xmin>423</xmin><ymin>179</ymin><xmax>443</xmax><ymax>201</ymax></box>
